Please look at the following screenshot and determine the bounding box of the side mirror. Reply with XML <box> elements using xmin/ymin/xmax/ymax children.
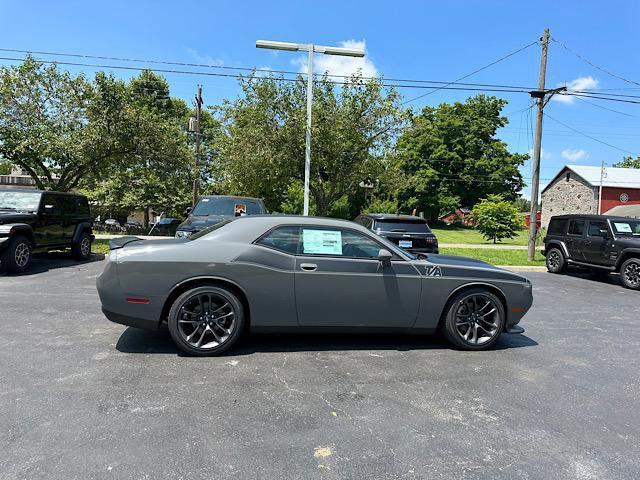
<box><xmin>183</xmin><ymin>207</ymin><xmax>192</xmax><ymax>217</ymax></box>
<box><xmin>378</xmin><ymin>248</ymin><xmax>393</xmax><ymax>267</ymax></box>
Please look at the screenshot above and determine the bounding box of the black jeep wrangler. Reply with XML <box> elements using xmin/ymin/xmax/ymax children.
<box><xmin>543</xmin><ymin>214</ymin><xmax>640</xmax><ymax>290</ymax></box>
<box><xmin>0</xmin><ymin>189</ymin><xmax>94</xmax><ymax>274</ymax></box>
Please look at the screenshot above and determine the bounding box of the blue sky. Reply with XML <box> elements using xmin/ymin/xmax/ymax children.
<box><xmin>2</xmin><ymin>0</ymin><xmax>640</xmax><ymax>199</ymax></box>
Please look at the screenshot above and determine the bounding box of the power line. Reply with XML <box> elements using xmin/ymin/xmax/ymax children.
<box><xmin>0</xmin><ymin>46</ymin><xmax>541</xmax><ymax>91</ymax></box>
<box><xmin>401</xmin><ymin>40</ymin><xmax>539</xmax><ymax>105</ymax></box>
<box><xmin>573</xmin><ymin>95</ymin><xmax>640</xmax><ymax>118</ymax></box>
<box><xmin>551</xmin><ymin>36</ymin><xmax>640</xmax><ymax>87</ymax></box>
<box><xmin>0</xmin><ymin>55</ymin><xmax>536</xmax><ymax>95</ymax></box>
<box><xmin>544</xmin><ymin>113</ymin><xmax>640</xmax><ymax>157</ymax></box>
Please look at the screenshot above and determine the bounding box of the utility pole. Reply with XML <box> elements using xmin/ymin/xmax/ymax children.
<box><xmin>192</xmin><ymin>85</ymin><xmax>203</xmax><ymax>207</ymax></box>
<box><xmin>598</xmin><ymin>161</ymin><xmax>606</xmax><ymax>214</ymax></box>
<box><xmin>527</xmin><ymin>28</ymin><xmax>550</xmax><ymax>262</ymax></box>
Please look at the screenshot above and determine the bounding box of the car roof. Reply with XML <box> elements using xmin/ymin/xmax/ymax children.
<box><xmin>359</xmin><ymin>214</ymin><xmax>427</xmax><ymax>222</ymax></box>
<box><xmin>0</xmin><ymin>188</ymin><xmax>85</xmax><ymax>197</ymax></box>
<box><xmin>200</xmin><ymin>195</ymin><xmax>264</xmax><ymax>202</ymax></box>
<box><xmin>550</xmin><ymin>214</ymin><xmax>637</xmax><ymax>222</ymax></box>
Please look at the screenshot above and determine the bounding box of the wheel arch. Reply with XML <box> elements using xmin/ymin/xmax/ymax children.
<box><xmin>545</xmin><ymin>240</ymin><xmax>569</xmax><ymax>258</ymax></box>
<box><xmin>160</xmin><ymin>276</ymin><xmax>251</xmax><ymax>329</ymax></box>
<box><xmin>615</xmin><ymin>249</ymin><xmax>640</xmax><ymax>271</ymax></box>
<box><xmin>3</xmin><ymin>224</ymin><xmax>35</xmax><ymax>246</ymax></box>
<box><xmin>437</xmin><ymin>282</ymin><xmax>509</xmax><ymax>331</ymax></box>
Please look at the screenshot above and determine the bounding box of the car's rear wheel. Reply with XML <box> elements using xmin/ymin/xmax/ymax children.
<box><xmin>1</xmin><ymin>236</ymin><xmax>32</xmax><ymax>274</ymax></box>
<box><xmin>441</xmin><ymin>288</ymin><xmax>505</xmax><ymax>350</ymax></box>
<box><xmin>620</xmin><ymin>258</ymin><xmax>640</xmax><ymax>290</ymax></box>
<box><xmin>168</xmin><ymin>286</ymin><xmax>245</xmax><ymax>356</ymax></box>
<box><xmin>71</xmin><ymin>232</ymin><xmax>92</xmax><ymax>260</ymax></box>
<box><xmin>546</xmin><ymin>248</ymin><xmax>566</xmax><ymax>274</ymax></box>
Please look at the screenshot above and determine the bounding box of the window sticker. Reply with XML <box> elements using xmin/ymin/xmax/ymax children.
<box><xmin>234</xmin><ymin>204</ymin><xmax>247</xmax><ymax>216</ymax></box>
<box><xmin>302</xmin><ymin>229</ymin><xmax>342</xmax><ymax>255</ymax></box>
<box><xmin>614</xmin><ymin>222</ymin><xmax>633</xmax><ymax>233</ymax></box>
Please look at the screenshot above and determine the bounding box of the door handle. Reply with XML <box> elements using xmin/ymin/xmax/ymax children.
<box><xmin>584</xmin><ymin>240</ymin><xmax>592</xmax><ymax>246</ymax></box>
<box><xmin>300</xmin><ymin>263</ymin><xmax>318</xmax><ymax>272</ymax></box>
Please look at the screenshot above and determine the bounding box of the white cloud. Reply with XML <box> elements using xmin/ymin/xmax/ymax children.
<box><xmin>185</xmin><ymin>47</ymin><xmax>224</xmax><ymax>67</ymax></box>
<box><xmin>529</xmin><ymin>148</ymin><xmax>552</xmax><ymax>160</ymax></box>
<box><xmin>294</xmin><ymin>40</ymin><xmax>377</xmax><ymax>78</ymax></box>
<box><xmin>561</xmin><ymin>148</ymin><xmax>589</xmax><ymax>162</ymax></box>
<box><xmin>553</xmin><ymin>76</ymin><xmax>599</xmax><ymax>104</ymax></box>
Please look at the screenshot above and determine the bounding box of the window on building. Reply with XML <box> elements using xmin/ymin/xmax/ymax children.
<box><xmin>565</xmin><ymin>172</ymin><xmax>571</xmax><ymax>182</ymax></box>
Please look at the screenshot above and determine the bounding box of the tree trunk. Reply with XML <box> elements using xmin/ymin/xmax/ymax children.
<box><xmin>143</xmin><ymin>207</ymin><xmax>150</xmax><ymax>229</ymax></box>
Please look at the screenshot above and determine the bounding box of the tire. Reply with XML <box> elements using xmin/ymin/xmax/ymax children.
<box><xmin>546</xmin><ymin>247</ymin><xmax>566</xmax><ymax>274</ymax></box>
<box><xmin>0</xmin><ymin>235</ymin><xmax>33</xmax><ymax>274</ymax></box>
<box><xmin>71</xmin><ymin>232</ymin><xmax>92</xmax><ymax>260</ymax></box>
<box><xmin>441</xmin><ymin>288</ymin><xmax>506</xmax><ymax>351</ymax></box>
<box><xmin>620</xmin><ymin>258</ymin><xmax>640</xmax><ymax>291</ymax></box>
<box><xmin>167</xmin><ymin>286</ymin><xmax>245</xmax><ymax>356</ymax></box>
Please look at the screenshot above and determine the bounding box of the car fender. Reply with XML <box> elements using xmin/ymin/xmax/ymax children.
<box><xmin>71</xmin><ymin>222</ymin><xmax>93</xmax><ymax>244</ymax></box>
<box><xmin>0</xmin><ymin>223</ymin><xmax>34</xmax><ymax>244</ymax></box>
<box><xmin>616</xmin><ymin>248</ymin><xmax>640</xmax><ymax>269</ymax></box>
<box><xmin>545</xmin><ymin>240</ymin><xmax>570</xmax><ymax>258</ymax></box>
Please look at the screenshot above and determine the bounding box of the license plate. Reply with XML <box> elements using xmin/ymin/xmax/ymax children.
<box><xmin>399</xmin><ymin>240</ymin><xmax>412</xmax><ymax>248</ymax></box>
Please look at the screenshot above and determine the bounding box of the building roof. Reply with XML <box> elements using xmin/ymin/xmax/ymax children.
<box><xmin>604</xmin><ymin>204</ymin><xmax>640</xmax><ymax>218</ymax></box>
<box><xmin>542</xmin><ymin>165</ymin><xmax>640</xmax><ymax>193</ymax></box>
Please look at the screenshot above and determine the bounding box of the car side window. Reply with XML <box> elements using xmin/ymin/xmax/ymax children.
<box><xmin>568</xmin><ymin>220</ymin><xmax>585</xmax><ymax>236</ymax></box>
<box><xmin>256</xmin><ymin>226</ymin><xmax>300</xmax><ymax>254</ymax></box>
<box><xmin>587</xmin><ymin>221</ymin><xmax>608</xmax><ymax>237</ymax></box>
<box><xmin>300</xmin><ymin>227</ymin><xmax>382</xmax><ymax>259</ymax></box>
<box><xmin>41</xmin><ymin>195</ymin><xmax>63</xmax><ymax>216</ymax></box>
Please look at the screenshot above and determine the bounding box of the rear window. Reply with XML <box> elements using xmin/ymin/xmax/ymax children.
<box><xmin>374</xmin><ymin>219</ymin><xmax>431</xmax><ymax>234</ymax></box>
<box><xmin>548</xmin><ymin>219</ymin><xmax>568</xmax><ymax>235</ymax></box>
<box><xmin>191</xmin><ymin>197</ymin><xmax>265</xmax><ymax>216</ymax></box>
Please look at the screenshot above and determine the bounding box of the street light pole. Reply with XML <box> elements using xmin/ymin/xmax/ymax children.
<box><xmin>256</xmin><ymin>40</ymin><xmax>365</xmax><ymax>215</ymax></box>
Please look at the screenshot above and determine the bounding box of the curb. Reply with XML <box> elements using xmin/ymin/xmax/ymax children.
<box><xmin>498</xmin><ymin>266</ymin><xmax>547</xmax><ymax>272</ymax></box>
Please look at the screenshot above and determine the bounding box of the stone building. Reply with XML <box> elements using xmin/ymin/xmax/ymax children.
<box><xmin>541</xmin><ymin>165</ymin><xmax>640</xmax><ymax>227</ymax></box>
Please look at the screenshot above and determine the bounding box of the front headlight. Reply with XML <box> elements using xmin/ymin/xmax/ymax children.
<box><xmin>175</xmin><ymin>230</ymin><xmax>193</xmax><ymax>238</ymax></box>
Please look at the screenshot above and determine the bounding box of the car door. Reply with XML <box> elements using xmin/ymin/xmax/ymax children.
<box><xmin>583</xmin><ymin>220</ymin><xmax>611</xmax><ymax>265</ymax></box>
<box><xmin>566</xmin><ymin>219</ymin><xmax>586</xmax><ymax>261</ymax></box>
<box><xmin>293</xmin><ymin>226</ymin><xmax>422</xmax><ymax>327</ymax></box>
<box><xmin>38</xmin><ymin>194</ymin><xmax>65</xmax><ymax>245</ymax></box>
<box><xmin>61</xmin><ymin>197</ymin><xmax>78</xmax><ymax>241</ymax></box>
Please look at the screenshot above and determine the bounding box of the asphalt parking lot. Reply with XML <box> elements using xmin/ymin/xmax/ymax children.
<box><xmin>1</xmin><ymin>254</ymin><xmax>639</xmax><ymax>480</ymax></box>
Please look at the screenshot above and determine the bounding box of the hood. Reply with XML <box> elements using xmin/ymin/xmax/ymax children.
<box><xmin>425</xmin><ymin>254</ymin><xmax>498</xmax><ymax>269</ymax></box>
<box><xmin>0</xmin><ymin>211</ymin><xmax>37</xmax><ymax>225</ymax></box>
<box><xmin>416</xmin><ymin>254</ymin><xmax>529</xmax><ymax>283</ymax></box>
<box><xmin>176</xmin><ymin>215</ymin><xmax>233</xmax><ymax>232</ymax></box>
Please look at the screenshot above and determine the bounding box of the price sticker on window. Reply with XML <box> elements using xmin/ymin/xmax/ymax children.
<box><xmin>302</xmin><ymin>229</ymin><xmax>342</xmax><ymax>255</ymax></box>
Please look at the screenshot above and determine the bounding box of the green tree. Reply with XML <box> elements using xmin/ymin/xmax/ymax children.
<box><xmin>0</xmin><ymin>158</ymin><xmax>11</xmax><ymax>175</ymax></box>
<box><xmin>394</xmin><ymin>95</ymin><xmax>527</xmax><ymax>219</ymax></box>
<box><xmin>214</xmin><ymin>72</ymin><xmax>407</xmax><ymax>217</ymax></box>
<box><xmin>514</xmin><ymin>195</ymin><xmax>532</xmax><ymax>213</ymax></box>
<box><xmin>614</xmin><ymin>156</ymin><xmax>640</xmax><ymax>169</ymax></box>
<box><xmin>81</xmin><ymin>71</ymin><xmax>193</xmax><ymax>227</ymax></box>
<box><xmin>471</xmin><ymin>194</ymin><xmax>524</xmax><ymax>244</ymax></box>
<box><xmin>362</xmin><ymin>197</ymin><xmax>399</xmax><ymax>214</ymax></box>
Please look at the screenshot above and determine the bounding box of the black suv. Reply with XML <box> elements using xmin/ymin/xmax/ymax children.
<box><xmin>0</xmin><ymin>189</ymin><xmax>94</xmax><ymax>273</ymax></box>
<box><xmin>543</xmin><ymin>214</ymin><xmax>640</xmax><ymax>290</ymax></box>
<box><xmin>175</xmin><ymin>195</ymin><xmax>268</xmax><ymax>238</ymax></box>
<box><xmin>354</xmin><ymin>214</ymin><xmax>439</xmax><ymax>255</ymax></box>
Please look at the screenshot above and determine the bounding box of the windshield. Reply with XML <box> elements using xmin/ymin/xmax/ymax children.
<box><xmin>191</xmin><ymin>197</ymin><xmax>264</xmax><ymax>216</ymax></box>
<box><xmin>374</xmin><ymin>219</ymin><xmax>431</xmax><ymax>234</ymax></box>
<box><xmin>0</xmin><ymin>191</ymin><xmax>42</xmax><ymax>212</ymax></box>
<box><xmin>189</xmin><ymin>219</ymin><xmax>234</xmax><ymax>240</ymax></box>
<box><xmin>611</xmin><ymin>219</ymin><xmax>640</xmax><ymax>236</ymax></box>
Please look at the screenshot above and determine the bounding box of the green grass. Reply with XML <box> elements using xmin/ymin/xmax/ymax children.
<box><xmin>93</xmin><ymin>239</ymin><xmax>110</xmax><ymax>255</ymax></box>
<box><xmin>431</xmin><ymin>226</ymin><xmax>529</xmax><ymax>246</ymax></box>
<box><xmin>92</xmin><ymin>239</ymin><xmax>543</xmax><ymax>266</ymax></box>
<box><xmin>440</xmin><ymin>248</ymin><xmax>545</xmax><ymax>266</ymax></box>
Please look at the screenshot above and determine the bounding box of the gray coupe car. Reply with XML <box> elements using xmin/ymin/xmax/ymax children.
<box><xmin>97</xmin><ymin>216</ymin><xmax>532</xmax><ymax>356</ymax></box>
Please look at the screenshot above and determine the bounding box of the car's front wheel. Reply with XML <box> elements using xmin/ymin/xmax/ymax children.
<box><xmin>546</xmin><ymin>248</ymin><xmax>566</xmax><ymax>274</ymax></box>
<box><xmin>441</xmin><ymin>288</ymin><xmax>505</xmax><ymax>350</ymax></box>
<box><xmin>0</xmin><ymin>236</ymin><xmax>33</xmax><ymax>274</ymax></box>
<box><xmin>167</xmin><ymin>286</ymin><xmax>245</xmax><ymax>356</ymax></box>
<box><xmin>620</xmin><ymin>258</ymin><xmax>640</xmax><ymax>290</ymax></box>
